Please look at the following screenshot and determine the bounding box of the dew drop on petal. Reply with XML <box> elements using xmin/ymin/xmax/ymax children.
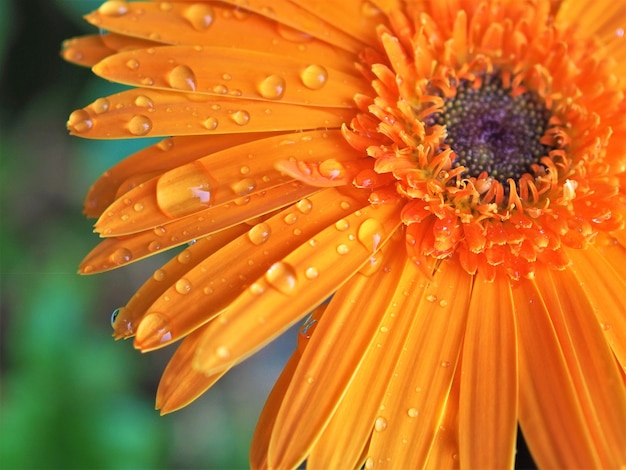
<box><xmin>67</xmin><ymin>109</ymin><xmax>93</xmax><ymax>133</ymax></box>
<box><xmin>93</xmin><ymin>98</ymin><xmax>110</xmax><ymax>114</ymax></box>
<box><xmin>231</xmin><ymin>177</ymin><xmax>256</xmax><ymax>196</ymax></box>
<box><xmin>265</xmin><ymin>261</ymin><xmax>298</xmax><ymax>295</ymax></box>
<box><xmin>257</xmin><ymin>74</ymin><xmax>286</xmax><ymax>100</ymax></box>
<box><xmin>139</xmin><ymin>312</ymin><xmax>172</xmax><ymax>344</ymax></box>
<box><xmin>156</xmin><ymin>163</ymin><xmax>216</xmax><ymax>217</ymax></box>
<box><xmin>177</xmin><ymin>251</ymin><xmax>192</xmax><ymax>264</ymax></box>
<box><xmin>250</xmin><ymin>282</ymin><xmax>265</xmax><ymax>295</ymax></box>
<box><xmin>110</xmin><ymin>248</ymin><xmax>132</xmax><ymax>265</ymax></box>
<box><xmin>248</xmin><ymin>222</ymin><xmax>272</xmax><ymax>245</ymax></box>
<box><xmin>134</xmin><ymin>95</ymin><xmax>154</xmax><ymax>108</ymax></box>
<box><xmin>182</xmin><ymin>3</ymin><xmax>214</xmax><ymax>31</ymax></box>
<box><xmin>203</xmin><ymin>117</ymin><xmax>219</xmax><ymax>130</ymax></box>
<box><xmin>305</xmin><ymin>267</ymin><xmax>318</xmax><ymax>279</ymax></box>
<box><xmin>407</xmin><ymin>408</ymin><xmax>419</xmax><ymax>418</ymax></box>
<box><xmin>229</xmin><ymin>110</ymin><xmax>250</xmax><ymax>126</ymax></box>
<box><xmin>153</xmin><ymin>269</ymin><xmax>166</xmax><ymax>281</ymax></box>
<box><xmin>216</xmin><ymin>345</ymin><xmax>231</xmax><ymax>359</ymax></box>
<box><xmin>336</xmin><ymin>244</ymin><xmax>350</xmax><ymax>255</ymax></box>
<box><xmin>283</xmin><ymin>213</ymin><xmax>298</xmax><ymax>225</ymax></box>
<box><xmin>128</xmin><ymin>114</ymin><xmax>152</xmax><ymax>136</ymax></box>
<box><xmin>440</xmin><ymin>360</ymin><xmax>451</xmax><ymax>368</ymax></box>
<box><xmin>374</xmin><ymin>417</ymin><xmax>388</xmax><ymax>432</ymax></box>
<box><xmin>335</xmin><ymin>218</ymin><xmax>350</xmax><ymax>231</ymax></box>
<box><xmin>148</xmin><ymin>240</ymin><xmax>161</xmax><ymax>252</ymax></box>
<box><xmin>168</xmin><ymin>64</ymin><xmax>197</xmax><ymax>91</ymax></box>
<box><xmin>98</xmin><ymin>0</ymin><xmax>129</xmax><ymax>17</ymax></box>
<box><xmin>111</xmin><ymin>307</ymin><xmax>122</xmax><ymax>326</ymax></box>
<box><xmin>357</xmin><ymin>218</ymin><xmax>385</xmax><ymax>253</ymax></box>
<box><xmin>364</xmin><ymin>457</ymin><xmax>375</xmax><ymax>469</ymax></box>
<box><xmin>125</xmin><ymin>58</ymin><xmax>140</xmax><ymax>70</ymax></box>
<box><xmin>301</xmin><ymin>64</ymin><xmax>328</xmax><ymax>90</ymax></box>
<box><xmin>296</xmin><ymin>198</ymin><xmax>313</xmax><ymax>214</ymax></box>
<box><xmin>175</xmin><ymin>278</ymin><xmax>192</xmax><ymax>294</ymax></box>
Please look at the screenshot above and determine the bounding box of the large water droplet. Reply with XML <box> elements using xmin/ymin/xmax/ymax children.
<box><xmin>296</xmin><ymin>198</ymin><xmax>313</xmax><ymax>214</ymax></box>
<box><xmin>153</xmin><ymin>269</ymin><xmax>166</xmax><ymax>281</ymax></box>
<box><xmin>134</xmin><ymin>95</ymin><xmax>154</xmax><ymax>108</ymax></box>
<box><xmin>175</xmin><ymin>278</ymin><xmax>192</xmax><ymax>294</ymax></box>
<box><xmin>125</xmin><ymin>58</ymin><xmax>140</xmax><ymax>70</ymax></box>
<box><xmin>177</xmin><ymin>250</ymin><xmax>192</xmax><ymax>264</ymax></box>
<box><xmin>265</xmin><ymin>261</ymin><xmax>298</xmax><ymax>295</ymax></box>
<box><xmin>335</xmin><ymin>219</ymin><xmax>350</xmax><ymax>231</ymax></box>
<box><xmin>357</xmin><ymin>218</ymin><xmax>385</xmax><ymax>253</ymax></box>
<box><xmin>203</xmin><ymin>117</ymin><xmax>219</xmax><ymax>130</ymax></box>
<box><xmin>168</xmin><ymin>65</ymin><xmax>197</xmax><ymax>91</ymax></box>
<box><xmin>301</xmin><ymin>64</ymin><xmax>328</xmax><ymax>90</ymax></box>
<box><xmin>98</xmin><ymin>0</ymin><xmax>129</xmax><ymax>17</ymax></box>
<box><xmin>229</xmin><ymin>110</ymin><xmax>250</xmax><ymax>126</ymax></box>
<box><xmin>128</xmin><ymin>114</ymin><xmax>152</xmax><ymax>136</ymax></box>
<box><xmin>156</xmin><ymin>163</ymin><xmax>216</xmax><ymax>217</ymax></box>
<box><xmin>257</xmin><ymin>74</ymin><xmax>286</xmax><ymax>100</ymax></box>
<box><xmin>305</xmin><ymin>267</ymin><xmax>318</xmax><ymax>279</ymax></box>
<box><xmin>148</xmin><ymin>240</ymin><xmax>162</xmax><ymax>252</ymax></box>
<box><xmin>67</xmin><ymin>109</ymin><xmax>93</xmax><ymax>133</ymax></box>
<box><xmin>374</xmin><ymin>417</ymin><xmax>388</xmax><ymax>432</ymax></box>
<box><xmin>248</xmin><ymin>223</ymin><xmax>272</xmax><ymax>245</ymax></box>
<box><xmin>230</xmin><ymin>177</ymin><xmax>256</xmax><ymax>196</ymax></box>
<box><xmin>407</xmin><ymin>408</ymin><xmax>419</xmax><ymax>418</ymax></box>
<box><xmin>93</xmin><ymin>98</ymin><xmax>110</xmax><ymax>114</ymax></box>
<box><xmin>182</xmin><ymin>3</ymin><xmax>215</xmax><ymax>30</ymax></box>
<box><xmin>110</xmin><ymin>248</ymin><xmax>132</xmax><ymax>265</ymax></box>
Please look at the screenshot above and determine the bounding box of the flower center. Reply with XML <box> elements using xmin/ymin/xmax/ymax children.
<box><xmin>431</xmin><ymin>74</ymin><xmax>552</xmax><ymax>186</ymax></box>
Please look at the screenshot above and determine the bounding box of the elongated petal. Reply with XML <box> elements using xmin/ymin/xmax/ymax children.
<box><xmin>268</xmin><ymin>233</ymin><xmax>406</xmax><ymax>468</ymax></box>
<box><xmin>192</xmin><ymin>200</ymin><xmax>404</xmax><ymax>375</ymax></box>
<box><xmin>134</xmin><ymin>188</ymin><xmax>370</xmax><ymax>351</ymax></box>
<box><xmin>156</xmin><ymin>327</ymin><xmax>229</xmax><ymax>413</ymax></box>
<box><xmin>93</xmin><ymin>46</ymin><xmax>368</xmax><ymax>107</ymax></box>
<box><xmin>366</xmin><ymin>260</ymin><xmax>473</xmax><ymax>469</ymax></box>
<box><xmin>68</xmin><ymin>88</ymin><xmax>351</xmax><ymax>139</ymax></box>
<box><xmin>308</xmin><ymin>240</ymin><xmax>429</xmax><ymax>469</ymax></box>
<box><xmin>458</xmin><ymin>272</ymin><xmax>518</xmax><ymax>469</ymax></box>
<box><xmin>514</xmin><ymin>275</ymin><xmax>602</xmax><ymax>468</ymax></box>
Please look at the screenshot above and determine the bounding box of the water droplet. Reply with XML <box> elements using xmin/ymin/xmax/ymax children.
<box><xmin>134</xmin><ymin>95</ymin><xmax>154</xmax><ymax>108</ymax></box>
<box><xmin>98</xmin><ymin>0</ymin><xmax>129</xmax><ymax>17</ymax></box>
<box><xmin>296</xmin><ymin>198</ymin><xmax>313</xmax><ymax>214</ymax></box>
<box><xmin>111</xmin><ymin>307</ymin><xmax>122</xmax><ymax>326</ymax></box>
<box><xmin>133</xmin><ymin>203</ymin><xmax>144</xmax><ymax>212</ymax></box>
<box><xmin>67</xmin><ymin>109</ymin><xmax>93</xmax><ymax>133</ymax></box>
<box><xmin>340</xmin><ymin>201</ymin><xmax>351</xmax><ymax>210</ymax></box>
<box><xmin>182</xmin><ymin>3</ymin><xmax>214</xmax><ymax>30</ymax></box>
<box><xmin>283</xmin><ymin>213</ymin><xmax>298</xmax><ymax>225</ymax></box>
<box><xmin>357</xmin><ymin>218</ymin><xmax>385</xmax><ymax>253</ymax></box>
<box><xmin>229</xmin><ymin>110</ymin><xmax>250</xmax><ymax>126</ymax></box>
<box><xmin>439</xmin><ymin>299</ymin><xmax>448</xmax><ymax>308</ymax></box>
<box><xmin>335</xmin><ymin>218</ymin><xmax>350</xmax><ymax>231</ymax></box>
<box><xmin>257</xmin><ymin>74</ymin><xmax>286</xmax><ymax>100</ymax></box>
<box><xmin>250</xmin><ymin>282</ymin><xmax>265</xmax><ymax>295</ymax></box>
<box><xmin>440</xmin><ymin>361</ymin><xmax>451</xmax><ymax>368</ymax></box>
<box><xmin>154</xmin><ymin>226</ymin><xmax>166</xmax><ymax>236</ymax></box>
<box><xmin>148</xmin><ymin>240</ymin><xmax>161</xmax><ymax>252</ymax></box>
<box><xmin>138</xmin><ymin>313</ymin><xmax>172</xmax><ymax>344</ymax></box>
<box><xmin>407</xmin><ymin>408</ymin><xmax>419</xmax><ymax>418</ymax></box>
<box><xmin>175</xmin><ymin>278</ymin><xmax>192</xmax><ymax>294</ymax></box>
<box><xmin>128</xmin><ymin>114</ymin><xmax>152</xmax><ymax>136</ymax></box>
<box><xmin>93</xmin><ymin>98</ymin><xmax>110</xmax><ymax>114</ymax></box>
<box><xmin>203</xmin><ymin>117</ymin><xmax>219</xmax><ymax>130</ymax></box>
<box><xmin>265</xmin><ymin>261</ymin><xmax>298</xmax><ymax>295</ymax></box>
<box><xmin>153</xmin><ymin>269</ymin><xmax>166</xmax><ymax>281</ymax></box>
<box><xmin>231</xmin><ymin>177</ymin><xmax>256</xmax><ymax>196</ymax></box>
<box><xmin>125</xmin><ymin>58</ymin><xmax>140</xmax><ymax>70</ymax></box>
<box><xmin>168</xmin><ymin>64</ymin><xmax>197</xmax><ymax>91</ymax></box>
<box><xmin>110</xmin><ymin>248</ymin><xmax>132</xmax><ymax>265</ymax></box>
<box><xmin>82</xmin><ymin>264</ymin><xmax>95</xmax><ymax>274</ymax></box>
<box><xmin>212</xmin><ymin>84</ymin><xmax>228</xmax><ymax>94</ymax></box>
<box><xmin>336</xmin><ymin>244</ymin><xmax>350</xmax><ymax>255</ymax></box>
<box><xmin>156</xmin><ymin>163</ymin><xmax>216</xmax><ymax>217</ymax></box>
<box><xmin>177</xmin><ymin>251</ymin><xmax>192</xmax><ymax>264</ymax></box>
<box><xmin>374</xmin><ymin>417</ymin><xmax>388</xmax><ymax>432</ymax></box>
<box><xmin>140</xmin><ymin>77</ymin><xmax>154</xmax><ymax>86</ymax></box>
<box><xmin>301</xmin><ymin>64</ymin><xmax>328</xmax><ymax>90</ymax></box>
<box><xmin>426</xmin><ymin>294</ymin><xmax>437</xmax><ymax>303</ymax></box>
<box><xmin>319</xmin><ymin>159</ymin><xmax>346</xmax><ymax>180</ymax></box>
<box><xmin>305</xmin><ymin>267</ymin><xmax>318</xmax><ymax>279</ymax></box>
<box><xmin>248</xmin><ymin>223</ymin><xmax>271</xmax><ymax>245</ymax></box>
<box><xmin>364</xmin><ymin>457</ymin><xmax>375</xmax><ymax>469</ymax></box>
<box><xmin>240</xmin><ymin>165</ymin><xmax>250</xmax><ymax>175</ymax></box>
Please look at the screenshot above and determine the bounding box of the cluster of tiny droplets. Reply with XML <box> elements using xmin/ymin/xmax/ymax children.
<box><xmin>428</xmin><ymin>75</ymin><xmax>552</xmax><ymax>185</ymax></box>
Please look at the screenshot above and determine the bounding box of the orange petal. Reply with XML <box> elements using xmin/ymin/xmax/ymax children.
<box><xmin>61</xmin><ymin>35</ymin><xmax>115</xmax><ymax>67</ymax></box>
<box><xmin>108</xmin><ymin>224</ymin><xmax>249</xmax><ymax>340</ymax></box>
<box><xmin>133</xmin><ymin>188</ymin><xmax>370</xmax><ymax>351</ymax></box>
<box><xmin>155</xmin><ymin>327</ymin><xmax>229</xmax><ymax>413</ymax></box>
<box><xmin>94</xmin><ymin>130</ymin><xmax>361</xmax><ymax>236</ymax></box>
<box><xmin>87</xmin><ymin>1</ymin><xmax>362</xmax><ymax>57</ymax></box>
<box><xmin>366</xmin><ymin>260</ymin><xmax>473</xmax><ymax>468</ymax></box>
<box><xmin>81</xmin><ymin>183</ymin><xmax>317</xmax><ymax>274</ymax></box>
<box><xmin>514</xmin><ymin>274</ymin><xmax>603</xmax><ymax>469</ymax></box>
<box><xmin>268</xmin><ymin>234</ymin><xmax>406</xmax><ymax>469</ymax></box>
<box><xmin>308</xmin><ymin>244</ymin><xmax>430</xmax><ymax>469</ymax></box>
<box><xmin>67</xmin><ymin>88</ymin><xmax>351</xmax><ymax>139</ymax></box>
<box><xmin>458</xmin><ymin>272</ymin><xmax>518</xmax><ymax>469</ymax></box>
<box><xmin>192</xmin><ymin>200</ymin><xmax>404</xmax><ymax>375</ymax></box>
<box><xmin>93</xmin><ymin>46</ymin><xmax>367</xmax><ymax>107</ymax></box>
<box><xmin>84</xmin><ymin>133</ymin><xmax>283</xmax><ymax>218</ymax></box>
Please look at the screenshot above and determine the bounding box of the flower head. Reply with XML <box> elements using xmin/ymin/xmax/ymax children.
<box><xmin>65</xmin><ymin>0</ymin><xmax>626</xmax><ymax>468</ymax></box>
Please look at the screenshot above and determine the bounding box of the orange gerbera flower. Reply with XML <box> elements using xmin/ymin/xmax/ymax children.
<box><xmin>64</xmin><ymin>0</ymin><xmax>626</xmax><ymax>468</ymax></box>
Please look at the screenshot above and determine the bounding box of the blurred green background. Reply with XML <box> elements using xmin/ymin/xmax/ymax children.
<box><xmin>0</xmin><ymin>1</ymin><xmax>293</xmax><ymax>468</ymax></box>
